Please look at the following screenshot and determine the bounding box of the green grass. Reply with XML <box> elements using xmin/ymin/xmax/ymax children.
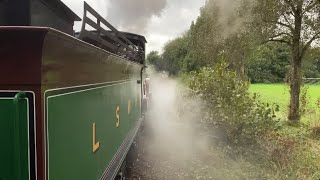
<box><xmin>249</xmin><ymin>84</ymin><xmax>320</xmax><ymax>178</ymax></box>
<box><xmin>249</xmin><ymin>84</ymin><xmax>320</xmax><ymax>123</ymax></box>
<box><xmin>249</xmin><ymin>84</ymin><xmax>290</xmax><ymax>113</ymax></box>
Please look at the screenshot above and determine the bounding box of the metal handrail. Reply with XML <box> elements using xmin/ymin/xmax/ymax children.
<box><xmin>78</xmin><ymin>2</ymin><xmax>139</xmax><ymax>61</ymax></box>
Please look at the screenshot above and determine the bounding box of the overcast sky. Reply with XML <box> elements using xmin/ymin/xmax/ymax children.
<box><xmin>61</xmin><ymin>0</ymin><xmax>206</xmax><ymax>53</ymax></box>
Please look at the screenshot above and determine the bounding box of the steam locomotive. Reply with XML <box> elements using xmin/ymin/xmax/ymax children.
<box><xmin>0</xmin><ymin>0</ymin><xmax>149</xmax><ymax>179</ymax></box>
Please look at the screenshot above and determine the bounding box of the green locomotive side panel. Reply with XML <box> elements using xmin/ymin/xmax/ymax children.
<box><xmin>0</xmin><ymin>98</ymin><xmax>30</xmax><ymax>180</ymax></box>
<box><xmin>47</xmin><ymin>80</ymin><xmax>141</xmax><ymax>179</ymax></box>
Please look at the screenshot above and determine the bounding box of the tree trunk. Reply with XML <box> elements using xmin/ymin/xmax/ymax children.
<box><xmin>288</xmin><ymin>56</ymin><xmax>302</xmax><ymax>122</ymax></box>
<box><xmin>288</xmin><ymin>3</ymin><xmax>303</xmax><ymax>123</ymax></box>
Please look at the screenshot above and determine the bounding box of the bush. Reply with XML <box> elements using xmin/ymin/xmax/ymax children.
<box><xmin>299</xmin><ymin>85</ymin><xmax>311</xmax><ymax>116</ymax></box>
<box><xmin>182</xmin><ymin>62</ymin><xmax>279</xmax><ymax>144</ymax></box>
<box><xmin>311</xmin><ymin>98</ymin><xmax>320</xmax><ymax>137</ymax></box>
<box><xmin>180</xmin><ymin>62</ymin><xmax>320</xmax><ymax>179</ymax></box>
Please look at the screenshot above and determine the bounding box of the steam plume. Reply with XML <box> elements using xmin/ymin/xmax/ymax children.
<box><xmin>127</xmin><ymin>70</ymin><xmax>265</xmax><ymax>179</ymax></box>
<box><xmin>208</xmin><ymin>0</ymin><xmax>256</xmax><ymax>38</ymax></box>
<box><xmin>106</xmin><ymin>0</ymin><xmax>167</xmax><ymax>34</ymax></box>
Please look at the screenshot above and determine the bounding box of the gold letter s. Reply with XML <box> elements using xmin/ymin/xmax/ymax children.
<box><xmin>116</xmin><ymin>106</ymin><xmax>120</xmax><ymax>128</ymax></box>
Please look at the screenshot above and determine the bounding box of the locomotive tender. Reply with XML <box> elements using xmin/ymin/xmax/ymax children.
<box><xmin>0</xmin><ymin>0</ymin><xmax>148</xmax><ymax>179</ymax></box>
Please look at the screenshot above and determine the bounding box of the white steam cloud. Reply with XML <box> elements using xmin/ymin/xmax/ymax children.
<box><xmin>127</xmin><ymin>70</ymin><xmax>265</xmax><ymax>179</ymax></box>
<box><xmin>107</xmin><ymin>0</ymin><xmax>167</xmax><ymax>34</ymax></box>
<box><xmin>207</xmin><ymin>0</ymin><xmax>256</xmax><ymax>38</ymax></box>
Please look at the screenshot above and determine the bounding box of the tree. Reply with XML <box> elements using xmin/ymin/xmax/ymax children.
<box><xmin>186</xmin><ymin>0</ymin><xmax>259</xmax><ymax>76</ymax></box>
<box><xmin>303</xmin><ymin>47</ymin><xmax>320</xmax><ymax>78</ymax></box>
<box><xmin>247</xmin><ymin>43</ymin><xmax>290</xmax><ymax>83</ymax></box>
<box><xmin>161</xmin><ymin>36</ymin><xmax>189</xmax><ymax>75</ymax></box>
<box><xmin>147</xmin><ymin>51</ymin><xmax>163</xmax><ymax>71</ymax></box>
<box><xmin>256</xmin><ymin>0</ymin><xmax>320</xmax><ymax>122</ymax></box>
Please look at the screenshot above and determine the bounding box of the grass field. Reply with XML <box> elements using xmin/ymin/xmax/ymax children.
<box><xmin>249</xmin><ymin>84</ymin><xmax>320</xmax><ymax>123</ymax></box>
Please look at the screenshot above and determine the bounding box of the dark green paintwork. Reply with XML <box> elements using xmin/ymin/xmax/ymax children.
<box><xmin>0</xmin><ymin>97</ymin><xmax>30</xmax><ymax>180</ymax></box>
<box><xmin>47</xmin><ymin>80</ymin><xmax>141</xmax><ymax>179</ymax></box>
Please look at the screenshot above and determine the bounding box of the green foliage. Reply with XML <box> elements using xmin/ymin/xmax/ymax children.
<box><xmin>147</xmin><ymin>51</ymin><xmax>163</xmax><ymax>71</ymax></box>
<box><xmin>145</xmin><ymin>0</ymin><xmax>320</xmax><ymax>177</ymax></box>
<box><xmin>186</xmin><ymin>0</ymin><xmax>258</xmax><ymax>75</ymax></box>
<box><xmin>254</xmin><ymin>0</ymin><xmax>320</xmax><ymax>122</ymax></box>
<box><xmin>300</xmin><ymin>85</ymin><xmax>311</xmax><ymax>116</ymax></box>
<box><xmin>247</xmin><ymin>43</ymin><xmax>290</xmax><ymax>83</ymax></box>
<box><xmin>180</xmin><ymin>63</ymin><xmax>320</xmax><ymax>178</ymax></box>
<box><xmin>247</xmin><ymin>44</ymin><xmax>320</xmax><ymax>83</ymax></box>
<box><xmin>148</xmin><ymin>0</ymin><xmax>261</xmax><ymax>76</ymax></box>
<box><xmin>303</xmin><ymin>47</ymin><xmax>320</xmax><ymax>78</ymax></box>
<box><xmin>261</xmin><ymin>132</ymin><xmax>320</xmax><ymax>179</ymax></box>
<box><xmin>161</xmin><ymin>36</ymin><xmax>189</xmax><ymax>75</ymax></box>
<box><xmin>146</xmin><ymin>36</ymin><xmax>190</xmax><ymax>75</ymax></box>
<box><xmin>148</xmin><ymin>0</ymin><xmax>320</xmax><ymax>82</ymax></box>
<box><xmin>183</xmin><ymin>63</ymin><xmax>279</xmax><ymax>144</ymax></box>
<box><xmin>311</xmin><ymin>98</ymin><xmax>320</xmax><ymax>137</ymax></box>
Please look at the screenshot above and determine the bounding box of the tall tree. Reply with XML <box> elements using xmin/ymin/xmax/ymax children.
<box><xmin>256</xmin><ymin>0</ymin><xmax>320</xmax><ymax>122</ymax></box>
<box><xmin>161</xmin><ymin>36</ymin><xmax>189</xmax><ymax>75</ymax></box>
<box><xmin>188</xmin><ymin>0</ymin><xmax>258</xmax><ymax>76</ymax></box>
<box><xmin>147</xmin><ymin>51</ymin><xmax>163</xmax><ymax>71</ymax></box>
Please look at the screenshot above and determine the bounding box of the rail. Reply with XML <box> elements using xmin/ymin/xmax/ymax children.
<box><xmin>78</xmin><ymin>2</ymin><xmax>140</xmax><ymax>62</ymax></box>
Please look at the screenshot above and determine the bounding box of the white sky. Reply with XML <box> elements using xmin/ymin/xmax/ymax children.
<box><xmin>61</xmin><ymin>0</ymin><xmax>206</xmax><ymax>53</ymax></box>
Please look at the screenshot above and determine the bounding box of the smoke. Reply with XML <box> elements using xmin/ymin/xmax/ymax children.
<box><xmin>127</xmin><ymin>70</ymin><xmax>247</xmax><ymax>179</ymax></box>
<box><xmin>135</xmin><ymin>71</ymin><xmax>212</xmax><ymax>178</ymax></box>
<box><xmin>207</xmin><ymin>0</ymin><xmax>256</xmax><ymax>38</ymax></box>
<box><xmin>126</xmin><ymin>69</ymin><xmax>268</xmax><ymax>179</ymax></box>
<box><xmin>106</xmin><ymin>0</ymin><xmax>167</xmax><ymax>34</ymax></box>
<box><xmin>145</xmin><ymin>74</ymin><xmax>207</xmax><ymax>159</ymax></box>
